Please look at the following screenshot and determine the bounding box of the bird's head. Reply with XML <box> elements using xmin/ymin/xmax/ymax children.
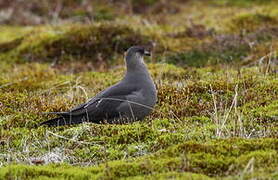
<box><xmin>125</xmin><ymin>46</ymin><xmax>151</xmax><ymax>70</ymax></box>
<box><xmin>125</xmin><ymin>46</ymin><xmax>151</xmax><ymax>58</ymax></box>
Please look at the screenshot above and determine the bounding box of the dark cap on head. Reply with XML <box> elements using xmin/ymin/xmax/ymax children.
<box><xmin>126</xmin><ymin>46</ymin><xmax>151</xmax><ymax>57</ymax></box>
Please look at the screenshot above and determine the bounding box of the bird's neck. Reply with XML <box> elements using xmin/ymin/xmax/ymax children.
<box><xmin>125</xmin><ymin>55</ymin><xmax>149</xmax><ymax>74</ymax></box>
<box><xmin>123</xmin><ymin>54</ymin><xmax>152</xmax><ymax>83</ymax></box>
<box><xmin>127</xmin><ymin>61</ymin><xmax>148</xmax><ymax>74</ymax></box>
<box><xmin>124</xmin><ymin>62</ymin><xmax>151</xmax><ymax>83</ymax></box>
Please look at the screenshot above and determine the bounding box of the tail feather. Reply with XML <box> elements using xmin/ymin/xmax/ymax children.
<box><xmin>42</xmin><ymin>112</ymin><xmax>70</xmax><ymax>116</ymax></box>
<box><xmin>40</xmin><ymin>116</ymin><xmax>88</xmax><ymax>127</ymax></box>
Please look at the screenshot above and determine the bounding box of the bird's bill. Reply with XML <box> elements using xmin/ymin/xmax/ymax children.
<box><xmin>144</xmin><ymin>50</ymin><xmax>151</xmax><ymax>56</ymax></box>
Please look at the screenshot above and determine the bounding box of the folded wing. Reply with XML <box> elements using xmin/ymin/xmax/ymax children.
<box><xmin>41</xmin><ymin>83</ymin><xmax>138</xmax><ymax>126</ymax></box>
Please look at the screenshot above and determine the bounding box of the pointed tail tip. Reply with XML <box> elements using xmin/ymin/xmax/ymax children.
<box><xmin>39</xmin><ymin>117</ymin><xmax>66</xmax><ymax>127</ymax></box>
<box><xmin>40</xmin><ymin>116</ymin><xmax>88</xmax><ymax>127</ymax></box>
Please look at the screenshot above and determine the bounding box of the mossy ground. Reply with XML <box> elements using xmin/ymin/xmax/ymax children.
<box><xmin>0</xmin><ymin>0</ymin><xmax>278</xmax><ymax>179</ymax></box>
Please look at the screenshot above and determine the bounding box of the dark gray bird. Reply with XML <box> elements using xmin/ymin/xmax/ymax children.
<box><xmin>41</xmin><ymin>46</ymin><xmax>157</xmax><ymax>126</ymax></box>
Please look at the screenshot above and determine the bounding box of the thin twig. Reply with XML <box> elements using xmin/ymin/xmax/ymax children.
<box><xmin>46</xmin><ymin>130</ymin><xmax>101</xmax><ymax>145</ymax></box>
<box><xmin>210</xmin><ymin>84</ymin><xmax>219</xmax><ymax>136</ymax></box>
<box><xmin>0</xmin><ymin>77</ymin><xmax>28</xmax><ymax>89</ymax></box>
<box><xmin>99</xmin><ymin>97</ymin><xmax>154</xmax><ymax>111</ymax></box>
<box><xmin>220</xmin><ymin>85</ymin><xmax>238</xmax><ymax>132</ymax></box>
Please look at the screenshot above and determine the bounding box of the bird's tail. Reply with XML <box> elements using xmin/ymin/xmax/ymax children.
<box><xmin>40</xmin><ymin>116</ymin><xmax>87</xmax><ymax>127</ymax></box>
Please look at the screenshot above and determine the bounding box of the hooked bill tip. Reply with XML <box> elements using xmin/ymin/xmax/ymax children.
<box><xmin>144</xmin><ymin>50</ymin><xmax>151</xmax><ymax>56</ymax></box>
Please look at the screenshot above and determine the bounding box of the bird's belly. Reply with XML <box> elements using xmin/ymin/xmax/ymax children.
<box><xmin>118</xmin><ymin>91</ymin><xmax>156</xmax><ymax>121</ymax></box>
<box><xmin>116</xmin><ymin>103</ymin><xmax>152</xmax><ymax>122</ymax></box>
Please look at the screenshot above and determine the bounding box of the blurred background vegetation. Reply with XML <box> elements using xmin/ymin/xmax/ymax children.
<box><xmin>0</xmin><ymin>0</ymin><xmax>277</xmax><ymax>69</ymax></box>
<box><xmin>0</xmin><ymin>0</ymin><xmax>277</xmax><ymax>179</ymax></box>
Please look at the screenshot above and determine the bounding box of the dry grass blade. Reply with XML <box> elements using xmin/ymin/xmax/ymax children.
<box><xmin>46</xmin><ymin>130</ymin><xmax>101</xmax><ymax>145</ymax></box>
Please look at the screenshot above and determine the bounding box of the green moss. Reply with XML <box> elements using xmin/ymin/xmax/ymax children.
<box><xmin>0</xmin><ymin>37</ymin><xmax>24</xmax><ymax>53</ymax></box>
<box><xmin>0</xmin><ymin>23</ymin><xmax>150</xmax><ymax>64</ymax></box>
<box><xmin>166</xmin><ymin>50</ymin><xmax>213</xmax><ymax>67</ymax></box>
<box><xmin>93</xmin><ymin>6</ymin><xmax>116</xmax><ymax>21</ymax></box>
<box><xmin>213</xmin><ymin>0</ymin><xmax>274</xmax><ymax>7</ymax></box>
<box><xmin>128</xmin><ymin>0</ymin><xmax>161</xmax><ymax>13</ymax></box>
<box><xmin>131</xmin><ymin>172</ymin><xmax>212</xmax><ymax>180</ymax></box>
<box><xmin>165</xmin><ymin>26</ymin><xmax>278</xmax><ymax>67</ymax></box>
<box><xmin>0</xmin><ymin>26</ymin><xmax>32</xmax><ymax>43</ymax></box>
<box><xmin>0</xmin><ymin>1</ymin><xmax>278</xmax><ymax>179</ymax></box>
<box><xmin>228</xmin><ymin>13</ymin><xmax>278</xmax><ymax>33</ymax></box>
<box><xmin>1</xmin><ymin>63</ymin><xmax>277</xmax><ymax>173</ymax></box>
<box><xmin>0</xmin><ymin>164</ymin><xmax>95</xmax><ymax>180</ymax></box>
<box><xmin>248</xmin><ymin>100</ymin><xmax>278</xmax><ymax>123</ymax></box>
<box><xmin>1</xmin><ymin>139</ymin><xmax>277</xmax><ymax>179</ymax></box>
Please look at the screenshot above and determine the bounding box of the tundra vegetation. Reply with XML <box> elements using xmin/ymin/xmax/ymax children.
<box><xmin>0</xmin><ymin>0</ymin><xmax>277</xmax><ymax>179</ymax></box>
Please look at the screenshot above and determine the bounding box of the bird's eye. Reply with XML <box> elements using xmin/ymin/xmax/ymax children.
<box><xmin>138</xmin><ymin>49</ymin><xmax>145</xmax><ymax>55</ymax></box>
